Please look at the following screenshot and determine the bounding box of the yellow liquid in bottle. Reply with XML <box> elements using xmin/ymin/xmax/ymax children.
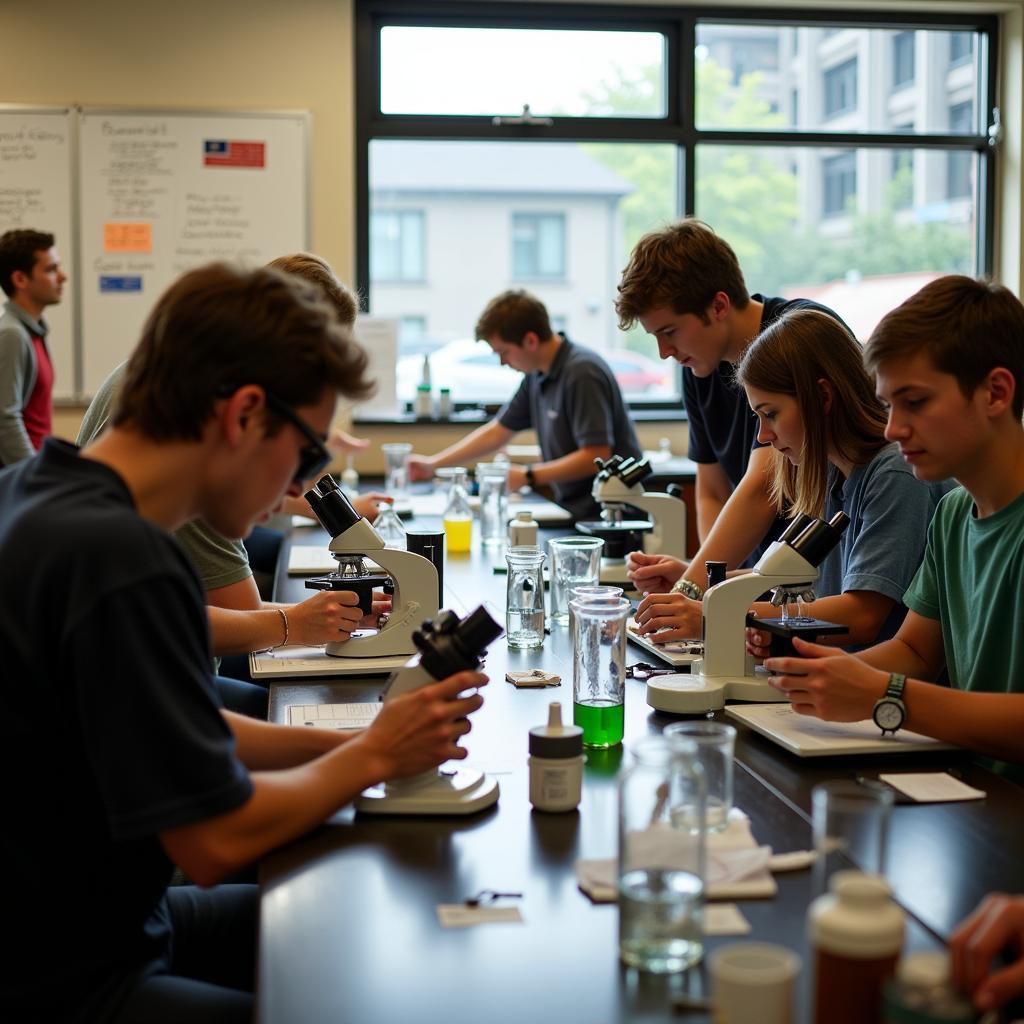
<box><xmin>443</xmin><ymin>515</ymin><xmax>473</xmax><ymax>553</ymax></box>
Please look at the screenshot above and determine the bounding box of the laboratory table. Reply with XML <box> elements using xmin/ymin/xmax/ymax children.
<box><xmin>256</xmin><ymin>522</ymin><xmax>1024</xmax><ymax>1024</ymax></box>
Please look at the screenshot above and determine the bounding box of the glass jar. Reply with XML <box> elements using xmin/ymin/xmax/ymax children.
<box><xmin>571</xmin><ymin>595</ymin><xmax>630</xmax><ymax>748</ymax></box>
<box><xmin>505</xmin><ymin>545</ymin><xmax>546</xmax><ymax>649</ymax></box>
<box><xmin>618</xmin><ymin>735</ymin><xmax>706</xmax><ymax>973</ymax></box>
<box><xmin>442</xmin><ymin>467</ymin><xmax>473</xmax><ymax>553</ymax></box>
<box><xmin>476</xmin><ymin>461</ymin><xmax>509</xmax><ymax>548</ymax></box>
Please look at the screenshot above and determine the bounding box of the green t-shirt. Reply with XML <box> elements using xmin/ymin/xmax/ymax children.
<box><xmin>77</xmin><ymin>362</ymin><xmax>252</xmax><ymax>592</ymax></box>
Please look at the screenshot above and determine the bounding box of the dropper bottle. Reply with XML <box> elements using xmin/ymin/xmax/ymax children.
<box><xmin>529</xmin><ymin>702</ymin><xmax>584</xmax><ymax>812</ymax></box>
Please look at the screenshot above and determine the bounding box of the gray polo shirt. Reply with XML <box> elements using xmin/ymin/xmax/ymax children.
<box><xmin>498</xmin><ymin>336</ymin><xmax>641</xmax><ymax>518</ymax></box>
<box><xmin>0</xmin><ymin>300</ymin><xmax>48</xmax><ymax>465</ymax></box>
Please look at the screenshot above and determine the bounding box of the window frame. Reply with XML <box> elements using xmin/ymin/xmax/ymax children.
<box><xmin>824</xmin><ymin>57</ymin><xmax>859</xmax><ymax>119</ymax></box>
<box><xmin>369</xmin><ymin>207</ymin><xmax>426</xmax><ymax>283</ymax></box>
<box><xmin>511</xmin><ymin>211</ymin><xmax>568</xmax><ymax>281</ymax></box>
<box><xmin>355</xmin><ymin>1</ymin><xmax>998</xmax><ymax>413</ymax></box>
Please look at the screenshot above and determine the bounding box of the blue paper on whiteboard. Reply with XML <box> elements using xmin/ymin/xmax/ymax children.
<box><xmin>100</xmin><ymin>275</ymin><xmax>142</xmax><ymax>293</ymax></box>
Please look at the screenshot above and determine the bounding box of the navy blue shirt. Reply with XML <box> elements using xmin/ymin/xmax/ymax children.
<box><xmin>498</xmin><ymin>336</ymin><xmax>641</xmax><ymax>518</ymax></box>
<box><xmin>0</xmin><ymin>439</ymin><xmax>252</xmax><ymax>1021</ymax></box>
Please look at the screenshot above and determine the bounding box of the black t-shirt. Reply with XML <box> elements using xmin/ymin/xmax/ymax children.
<box><xmin>683</xmin><ymin>294</ymin><xmax>851</xmax><ymax>563</ymax></box>
<box><xmin>0</xmin><ymin>439</ymin><xmax>253</xmax><ymax>1021</ymax></box>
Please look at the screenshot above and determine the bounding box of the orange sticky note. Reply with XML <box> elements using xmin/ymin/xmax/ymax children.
<box><xmin>104</xmin><ymin>222</ymin><xmax>152</xmax><ymax>253</ymax></box>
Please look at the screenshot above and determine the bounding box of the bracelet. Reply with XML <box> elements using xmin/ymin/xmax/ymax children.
<box><xmin>274</xmin><ymin>607</ymin><xmax>290</xmax><ymax>648</ymax></box>
<box><xmin>525</xmin><ymin>464</ymin><xmax>536</xmax><ymax>488</ymax></box>
<box><xmin>671</xmin><ymin>578</ymin><xmax>705</xmax><ymax>601</ymax></box>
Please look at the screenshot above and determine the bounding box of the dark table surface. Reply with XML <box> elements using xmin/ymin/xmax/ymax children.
<box><xmin>256</xmin><ymin>518</ymin><xmax>1024</xmax><ymax>1024</ymax></box>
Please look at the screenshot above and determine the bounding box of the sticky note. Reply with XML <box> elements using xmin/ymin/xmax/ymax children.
<box><xmin>103</xmin><ymin>222</ymin><xmax>152</xmax><ymax>253</ymax></box>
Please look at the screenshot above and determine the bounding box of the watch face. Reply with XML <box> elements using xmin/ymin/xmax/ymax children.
<box><xmin>874</xmin><ymin>700</ymin><xmax>904</xmax><ymax>731</ymax></box>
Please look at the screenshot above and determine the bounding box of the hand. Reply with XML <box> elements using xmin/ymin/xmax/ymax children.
<box><xmin>507</xmin><ymin>465</ymin><xmax>527</xmax><ymax>491</ymax></box>
<box><xmin>746</xmin><ymin>625</ymin><xmax>772</xmax><ymax>660</ymax></box>
<box><xmin>626</xmin><ymin>551</ymin><xmax>686</xmax><ymax>594</ymax></box>
<box><xmin>950</xmin><ymin>893</ymin><xmax>1024</xmax><ymax>1011</ymax></box>
<box><xmin>634</xmin><ymin>592</ymin><xmax>701</xmax><ymax>643</ymax></box>
<box><xmin>352</xmin><ymin>492</ymin><xmax>391</xmax><ymax>520</ymax></box>
<box><xmin>357</xmin><ymin>671</ymin><xmax>487</xmax><ymax>779</ymax></box>
<box><xmin>406</xmin><ymin>454</ymin><xmax>435</xmax><ymax>483</ymax></box>
<box><xmin>328</xmin><ymin>427</ymin><xmax>371</xmax><ymax>453</ymax></box>
<box><xmin>763</xmin><ymin>636</ymin><xmax>888</xmax><ymax>720</ymax></box>
<box><xmin>287</xmin><ymin>590</ymin><xmax>364</xmax><ymax>645</ymax></box>
<box><xmin>361</xmin><ymin>588</ymin><xmax>392</xmax><ymax>629</ymax></box>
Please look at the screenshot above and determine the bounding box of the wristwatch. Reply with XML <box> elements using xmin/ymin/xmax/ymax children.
<box><xmin>872</xmin><ymin>672</ymin><xmax>907</xmax><ymax>736</ymax></box>
<box><xmin>525</xmin><ymin>464</ymin><xmax>536</xmax><ymax>489</ymax></box>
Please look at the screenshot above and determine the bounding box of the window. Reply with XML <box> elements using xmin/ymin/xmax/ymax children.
<box><xmin>892</xmin><ymin>32</ymin><xmax>915</xmax><ymax>89</ymax></box>
<box><xmin>824</xmin><ymin>59</ymin><xmax>857</xmax><ymax>118</ymax></box>
<box><xmin>948</xmin><ymin>102</ymin><xmax>974</xmax><ymax>199</ymax></box>
<box><xmin>950</xmin><ymin>32</ymin><xmax>974</xmax><ymax>66</ymax></box>
<box><xmin>370</xmin><ymin>210</ymin><xmax>424</xmax><ymax>282</ymax></box>
<box><xmin>823</xmin><ymin>152</ymin><xmax>857</xmax><ymax>217</ymax></box>
<box><xmin>512</xmin><ymin>213</ymin><xmax>566</xmax><ymax>279</ymax></box>
<box><xmin>358</xmin><ymin>4</ymin><xmax>996</xmax><ymax>400</ymax></box>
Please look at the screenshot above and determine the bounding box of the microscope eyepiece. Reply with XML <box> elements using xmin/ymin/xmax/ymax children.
<box><xmin>304</xmin><ymin>475</ymin><xmax>362</xmax><ymax>538</ymax></box>
<box><xmin>413</xmin><ymin>605</ymin><xmax>504</xmax><ymax>679</ymax></box>
<box><xmin>789</xmin><ymin>510</ymin><xmax>851</xmax><ymax>567</ymax></box>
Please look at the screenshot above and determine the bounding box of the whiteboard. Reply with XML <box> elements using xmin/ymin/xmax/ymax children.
<box><xmin>0</xmin><ymin>107</ymin><xmax>76</xmax><ymax>399</ymax></box>
<box><xmin>78</xmin><ymin>109</ymin><xmax>309</xmax><ymax>394</ymax></box>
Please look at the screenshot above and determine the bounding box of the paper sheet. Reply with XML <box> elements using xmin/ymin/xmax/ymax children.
<box><xmin>878</xmin><ymin>772</ymin><xmax>985</xmax><ymax>803</ymax></box>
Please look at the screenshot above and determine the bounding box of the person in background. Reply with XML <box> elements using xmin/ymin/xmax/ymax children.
<box><xmin>407</xmin><ymin>288</ymin><xmax>641</xmax><ymax>520</ymax></box>
<box><xmin>0</xmin><ymin>229</ymin><xmax>67</xmax><ymax>467</ymax></box>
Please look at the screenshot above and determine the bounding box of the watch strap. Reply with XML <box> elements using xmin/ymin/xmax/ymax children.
<box><xmin>885</xmin><ymin>672</ymin><xmax>907</xmax><ymax>700</ymax></box>
<box><xmin>525</xmin><ymin>464</ymin><xmax>536</xmax><ymax>488</ymax></box>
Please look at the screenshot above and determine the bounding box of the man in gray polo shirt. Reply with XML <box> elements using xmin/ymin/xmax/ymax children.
<box><xmin>408</xmin><ymin>289</ymin><xmax>641</xmax><ymax>519</ymax></box>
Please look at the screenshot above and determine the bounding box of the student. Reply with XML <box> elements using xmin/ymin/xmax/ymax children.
<box><xmin>634</xmin><ymin>308</ymin><xmax>948</xmax><ymax>647</ymax></box>
<box><xmin>407</xmin><ymin>289</ymin><xmax>641</xmax><ymax>519</ymax></box>
<box><xmin>0</xmin><ymin>262</ymin><xmax>486</xmax><ymax>1022</ymax></box>
<box><xmin>950</xmin><ymin>893</ymin><xmax>1024</xmax><ymax>1013</ymax></box>
<box><xmin>77</xmin><ymin>253</ymin><xmax>387</xmax><ymax>711</ymax></box>
<box><xmin>763</xmin><ymin>276</ymin><xmax>1024</xmax><ymax>771</ymax></box>
<box><xmin>615</xmin><ymin>219</ymin><xmax>849</xmax><ymax>629</ymax></box>
<box><xmin>0</xmin><ymin>228</ymin><xmax>67</xmax><ymax>466</ymax></box>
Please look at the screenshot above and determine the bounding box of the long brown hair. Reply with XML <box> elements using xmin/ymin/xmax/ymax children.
<box><xmin>736</xmin><ymin>309</ymin><xmax>888</xmax><ymax>517</ymax></box>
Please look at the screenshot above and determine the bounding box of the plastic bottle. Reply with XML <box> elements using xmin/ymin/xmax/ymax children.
<box><xmin>808</xmin><ymin>871</ymin><xmax>905</xmax><ymax>1024</ymax></box>
<box><xmin>529</xmin><ymin>702</ymin><xmax>584</xmax><ymax>812</ymax></box>
<box><xmin>438</xmin><ymin>387</ymin><xmax>453</xmax><ymax>419</ymax></box>
<box><xmin>414</xmin><ymin>383</ymin><xmax>433</xmax><ymax>419</ymax></box>
<box><xmin>883</xmin><ymin>951</ymin><xmax>978</xmax><ymax>1024</ymax></box>
<box><xmin>508</xmin><ymin>510</ymin><xmax>538</xmax><ymax>547</ymax></box>
<box><xmin>442</xmin><ymin>467</ymin><xmax>473</xmax><ymax>553</ymax></box>
<box><xmin>341</xmin><ymin>454</ymin><xmax>359</xmax><ymax>490</ymax></box>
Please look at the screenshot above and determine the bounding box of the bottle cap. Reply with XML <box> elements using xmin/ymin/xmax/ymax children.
<box><xmin>416</xmin><ymin>383</ymin><xmax>431</xmax><ymax>392</ymax></box>
<box><xmin>516</xmin><ymin>511</ymin><xmax>533</xmax><ymax>522</ymax></box>
<box><xmin>529</xmin><ymin>702</ymin><xmax>583</xmax><ymax>758</ymax></box>
<box><xmin>897</xmin><ymin>950</ymin><xmax>950</xmax><ymax>988</ymax></box>
<box><xmin>809</xmin><ymin>871</ymin><xmax>905</xmax><ymax>958</ymax></box>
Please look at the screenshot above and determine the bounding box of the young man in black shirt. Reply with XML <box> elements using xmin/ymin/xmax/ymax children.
<box><xmin>615</xmin><ymin>218</ymin><xmax>850</xmax><ymax>639</ymax></box>
<box><xmin>0</xmin><ymin>263</ymin><xmax>487</xmax><ymax>1022</ymax></box>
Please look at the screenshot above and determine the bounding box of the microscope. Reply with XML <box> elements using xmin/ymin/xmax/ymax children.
<box><xmin>646</xmin><ymin>511</ymin><xmax>850</xmax><ymax>713</ymax></box>
<box><xmin>576</xmin><ymin>455</ymin><xmax>687</xmax><ymax>584</ymax></box>
<box><xmin>304</xmin><ymin>475</ymin><xmax>440</xmax><ymax>658</ymax></box>
<box><xmin>356</xmin><ymin>605</ymin><xmax>504</xmax><ymax>815</ymax></box>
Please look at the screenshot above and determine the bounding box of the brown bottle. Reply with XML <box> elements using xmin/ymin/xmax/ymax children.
<box><xmin>808</xmin><ymin>871</ymin><xmax>905</xmax><ymax>1024</ymax></box>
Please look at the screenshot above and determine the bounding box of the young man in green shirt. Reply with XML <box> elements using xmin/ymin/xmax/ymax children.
<box><xmin>764</xmin><ymin>275</ymin><xmax>1024</xmax><ymax>769</ymax></box>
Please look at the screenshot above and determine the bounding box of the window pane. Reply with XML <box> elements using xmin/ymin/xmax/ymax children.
<box><xmin>368</xmin><ymin>139</ymin><xmax>679</xmax><ymax>402</ymax></box>
<box><xmin>696</xmin><ymin>24</ymin><xmax>981</xmax><ymax>134</ymax></box>
<box><xmin>380</xmin><ymin>27</ymin><xmax>666</xmax><ymax>118</ymax></box>
<box><xmin>695</xmin><ymin>143</ymin><xmax>976</xmax><ymax>340</ymax></box>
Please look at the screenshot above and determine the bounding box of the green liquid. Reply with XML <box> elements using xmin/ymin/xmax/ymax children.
<box><xmin>574</xmin><ymin>699</ymin><xmax>624</xmax><ymax>748</ymax></box>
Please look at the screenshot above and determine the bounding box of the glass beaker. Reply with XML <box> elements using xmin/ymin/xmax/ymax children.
<box><xmin>506</xmin><ymin>546</ymin><xmax>546</xmax><ymax>649</ymax></box>
<box><xmin>442</xmin><ymin>467</ymin><xmax>473</xmax><ymax>553</ymax></box>
<box><xmin>381</xmin><ymin>442</ymin><xmax>412</xmax><ymax>497</ymax></box>
<box><xmin>372</xmin><ymin>499</ymin><xmax>406</xmax><ymax>549</ymax></box>
<box><xmin>663</xmin><ymin>720</ymin><xmax>736</xmax><ymax>833</ymax></box>
<box><xmin>548</xmin><ymin>536</ymin><xmax>604</xmax><ymax>625</ymax></box>
<box><xmin>619</xmin><ymin>735</ymin><xmax>706</xmax><ymax>973</ymax></box>
<box><xmin>812</xmin><ymin>780</ymin><xmax>893</xmax><ymax>894</ymax></box>
<box><xmin>476</xmin><ymin>461</ymin><xmax>509</xmax><ymax>547</ymax></box>
<box><xmin>571</xmin><ymin>595</ymin><xmax>630</xmax><ymax>747</ymax></box>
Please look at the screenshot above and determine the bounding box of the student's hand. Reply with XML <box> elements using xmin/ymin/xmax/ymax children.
<box><xmin>288</xmin><ymin>590</ymin><xmax>364</xmax><ymax>645</ymax></box>
<box><xmin>746</xmin><ymin>625</ymin><xmax>773</xmax><ymax>660</ymax></box>
<box><xmin>950</xmin><ymin>893</ymin><xmax>1024</xmax><ymax>1012</ymax></box>
<box><xmin>406</xmin><ymin>455</ymin><xmax>436</xmax><ymax>483</ymax></box>
<box><xmin>763</xmin><ymin>637</ymin><xmax>888</xmax><ymax>720</ymax></box>
<box><xmin>627</xmin><ymin>551</ymin><xmax>686</xmax><ymax>594</ymax></box>
<box><xmin>361</xmin><ymin>589</ymin><xmax>392</xmax><ymax>629</ymax></box>
<box><xmin>634</xmin><ymin>592</ymin><xmax>702</xmax><ymax>643</ymax></box>
<box><xmin>352</xmin><ymin>492</ymin><xmax>391</xmax><ymax>520</ymax></box>
<box><xmin>358</xmin><ymin>671</ymin><xmax>487</xmax><ymax>779</ymax></box>
<box><xmin>328</xmin><ymin>427</ymin><xmax>371</xmax><ymax>453</ymax></box>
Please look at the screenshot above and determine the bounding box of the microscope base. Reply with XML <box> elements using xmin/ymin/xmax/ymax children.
<box><xmin>355</xmin><ymin>767</ymin><xmax>500</xmax><ymax>816</ymax></box>
<box><xmin>646</xmin><ymin>672</ymin><xmax>787</xmax><ymax>714</ymax></box>
<box><xmin>325</xmin><ymin>630</ymin><xmax>415</xmax><ymax>659</ymax></box>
